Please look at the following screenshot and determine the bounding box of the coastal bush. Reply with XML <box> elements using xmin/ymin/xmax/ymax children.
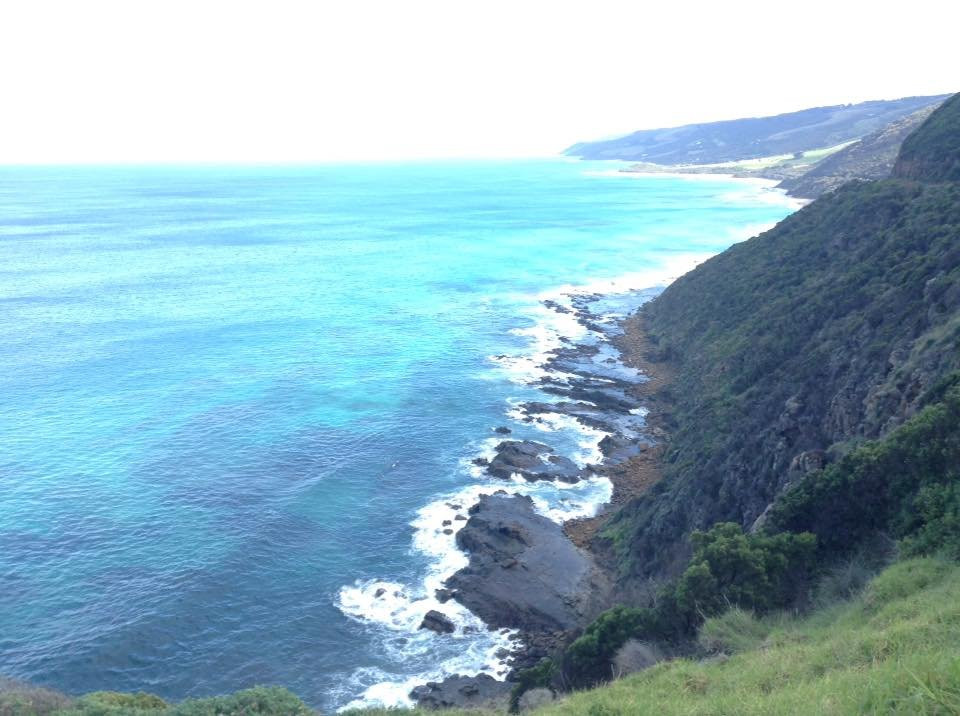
<box><xmin>54</xmin><ymin>687</ymin><xmax>311</xmax><ymax>716</ymax></box>
<box><xmin>167</xmin><ymin>687</ymin><xmax>311</xmax><ymax>716</ymax></box>
<box><xmin>562</xmin><ymin>607</ymin><xmax>652</xmax><ymax>687</ymax></box>
<box><xmin>675</xmin><ymin>523</ymin><xmax>816</xmax><ymax>617</ymax></box>
<box><xmin>61</xmin><ymin>691</ymin><xmax>167</xmax><ymax>715</ymax></box>
<box><xmin>561</xmin><ymin>523</ymin><xmax>815</xmax><ymax>687</ymax></box>
<box><xmin>765</xmin><ymin>383</ymin><xmax>960</xmax><ymax>560</ymax></box>
<box><xmin>0</xmin><ymin>677</ymin><xmax>74</xmax><ymax>716</ymax></box>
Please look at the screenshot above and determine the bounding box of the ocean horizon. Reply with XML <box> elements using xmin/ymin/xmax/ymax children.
<box><xmin>0</xmin><ymin>159</ymin><xmax>797</xmax><ymax>711</ymax></box>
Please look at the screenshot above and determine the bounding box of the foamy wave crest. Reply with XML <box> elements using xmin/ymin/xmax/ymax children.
<box><xmin>491</xmin><ymin>305</ymin><xmax>587</xmax><ymax>385</ymax></box>
<box><xmin>505</xmin><ymin>405</ymin><xmax>607</xmax><ymax>466</ymax></box>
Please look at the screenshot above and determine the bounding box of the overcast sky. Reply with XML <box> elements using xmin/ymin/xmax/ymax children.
<box><xmin>1</xmin><ymin>0</ymin><xmax>956</xmax><ymax>163</ymax></box>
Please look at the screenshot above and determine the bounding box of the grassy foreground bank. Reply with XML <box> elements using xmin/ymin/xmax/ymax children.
<box><xmin>350</xmin><ymin>556</ymin><xmax>960</xmax><ymax>716</ymax></box>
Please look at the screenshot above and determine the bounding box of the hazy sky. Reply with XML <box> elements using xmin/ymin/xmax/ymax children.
<box><xmin>1</xmin><ymin>0</ymin><xmax>957</xmax><ymax>163</ymax></box>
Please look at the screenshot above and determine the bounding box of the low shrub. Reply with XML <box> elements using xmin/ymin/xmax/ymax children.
<box><xmin>697</xmin><ymin>608</ymin><xmax>770</xmax><ymax>655</ymax></box>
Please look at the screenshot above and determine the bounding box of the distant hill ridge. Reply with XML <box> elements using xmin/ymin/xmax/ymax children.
<box><xmin>777</xmin><ymin>103</ymin><xmax>939</xmax><ymax>198</ymax></box>
<box><xmin>566</xmin><ymin>94</ymin><xmax>950</xmax><ymax>165</ymax></box>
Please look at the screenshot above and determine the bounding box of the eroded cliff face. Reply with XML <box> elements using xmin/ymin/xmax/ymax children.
<box><xmin>603</xmin><ymin>93</ymin><xmax>960</xmax><ymax>580</ymax></box>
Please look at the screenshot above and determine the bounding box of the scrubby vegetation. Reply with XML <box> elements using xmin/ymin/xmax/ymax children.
<box><xmin>0</xmin><ymin>686</ymin><xmax>311</xmax><ymax>716</ymax></box>
<box><xmin>766</xmin><ymin>380</ymin><xmax>960</xmax><ymax>559</ymax></box>
<box><xmin>893</xmin><ymin>92</ymin><xmax>960</xmax><ymax>182</ymax></box>
<box><xmin>557</xmin><ymin>523</ymin><xmax>816</xmax><ymax>688</ymax></box>
<box><xmin>604</xmin><ymin>123</ymin><xmax>960</xmax><ymax>581</ymax></box>
<box><xmin>532</xmin><ymin>557</ymin><xmax>960</xmax><ymax>715</ymax></box>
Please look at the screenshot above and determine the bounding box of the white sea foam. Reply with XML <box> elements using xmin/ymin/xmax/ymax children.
<box><xmin>490</xmin><ymin>302</ymin><xmax>588</xmax><ymax>385</ymax></box>
<box><xmin>526</xmin><ymin>411</ymin><xmax>607</xmax><ymax>466</ymax></box>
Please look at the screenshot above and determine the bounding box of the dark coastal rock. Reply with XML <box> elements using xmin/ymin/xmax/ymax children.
<box><xmin>486</xmin><ymin>440</ymin><xmax>582</xmax><ymax>482</ymax></box>
<box><xmin>419</xmin><ymin>610</ymin><xmax>456</xmax><ymax>634</ymax></box>
<box><xmin>435</xmin><ymin>588</ymin><xmax>455</xmax><ymax>603</ymax></box>
<box><xmin>598</xmin><ymin>434</ymin><xmax>647</xmax><ymax>461</ymax></box>
<box><xmin>409</xmin><ymin>674</ymin><xmax>511</xmax><ymax>710</ymax></box>
<box><xmin>542</xmin><ymin>299</ymin><xmax>573</xmax><ymax>314</ymax></box>
<box><xmin>487</xmin><ymin>440</ymin><xmax>551</xmax><ymax>476</ymax></box>
<box><xmin>494</xmin><ymin>426</ymin><xmax>512</xmax><ymax>434</ymax></box>
<box><xmin>542</xmin><ymin>382</ymin><xmax>637</xmax><ymax>412</ymax></box>
<box><xmin>447</xmin><ymin>494</ymin><xmax>609</xmax><ymax>633</ymax></box>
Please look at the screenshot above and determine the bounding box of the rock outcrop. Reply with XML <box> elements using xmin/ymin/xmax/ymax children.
<box><xmin>446</xmin><ymin>494</ymin><xmax>609</xmax><ymax>634</ymax></box>
<box><xmin>418</xmin><ymin>610</ymin><xmax>456</xmax><ymax>634</ymax></box>
<box><xmin>486</xmin><ymin>440</ymin><xmax>583</xmax><ymax>483</ymax></box>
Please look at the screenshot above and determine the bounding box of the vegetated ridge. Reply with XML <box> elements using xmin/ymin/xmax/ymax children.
<box><xmin>603</xmin><ymin>92</ymin><xmax>960</xmax><ymax>580</ymax></box>
<box><xmin>567</xmin><ymin>93</ymin><xmax>951</xmax><ymax>200</ymax></box>
<box><xmin>777</xmin><ymin>103</ymin><xmax>939</xmax><ymax>198</ymax></box>
<box><xmin>565</xmin><ymin>94</ymin><xmax>948</xmax><ymax>164</ymax></box>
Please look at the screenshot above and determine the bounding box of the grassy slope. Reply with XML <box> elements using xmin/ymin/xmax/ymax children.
<box><xmin>531</xmin><ymin>558</ymin><xmax>960</xmax><ymax>716</ymax></box>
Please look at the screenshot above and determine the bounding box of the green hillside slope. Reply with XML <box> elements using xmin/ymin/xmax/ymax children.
<box><xmin>603</xmin><ymin>95</ymin><xmax>960</xmax><ymax>580</ymax></box>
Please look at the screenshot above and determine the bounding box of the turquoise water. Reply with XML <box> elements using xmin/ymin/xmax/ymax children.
<box><xmin>0</xmin><ymin>160</ymin><xmax>794</xmax><ymax>710</ymax></box>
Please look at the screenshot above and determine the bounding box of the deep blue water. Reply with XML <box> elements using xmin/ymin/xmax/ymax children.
<box><xmin>0</xmin><ymin>160</ymin><xmax>795</xmax><ymax>710</ymax></box>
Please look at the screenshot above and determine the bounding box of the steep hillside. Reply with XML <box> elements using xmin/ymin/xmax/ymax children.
<box><xmin>777</xmin><ymin>103</ymin><xmax>939</xmax><ymax>198</ymax></box>
<box><xmin>565</xmin><ymin>95</ymin><xmax>948</xmax><ymax>163</ymax></box>
<box><xmin>893</xmin><ymin>92</ymin><xmax>960</xmax><ymax>182</ymax></box>
<box><xmin>603</xmin><ymin>93</ymin><xmax>960</xmax><ymax>579</ymax></box>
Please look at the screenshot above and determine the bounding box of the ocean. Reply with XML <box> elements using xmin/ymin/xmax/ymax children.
<box><xmin>0</xmin><ymin>159</ymin><xmax>796</xmax><ymax>711</ymax></box>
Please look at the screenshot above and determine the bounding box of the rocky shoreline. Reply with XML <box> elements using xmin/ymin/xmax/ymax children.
<box><xmin>410</xmin><ymin>288</ymin><xmax>673</xmax><ymax>710</ymax></box>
